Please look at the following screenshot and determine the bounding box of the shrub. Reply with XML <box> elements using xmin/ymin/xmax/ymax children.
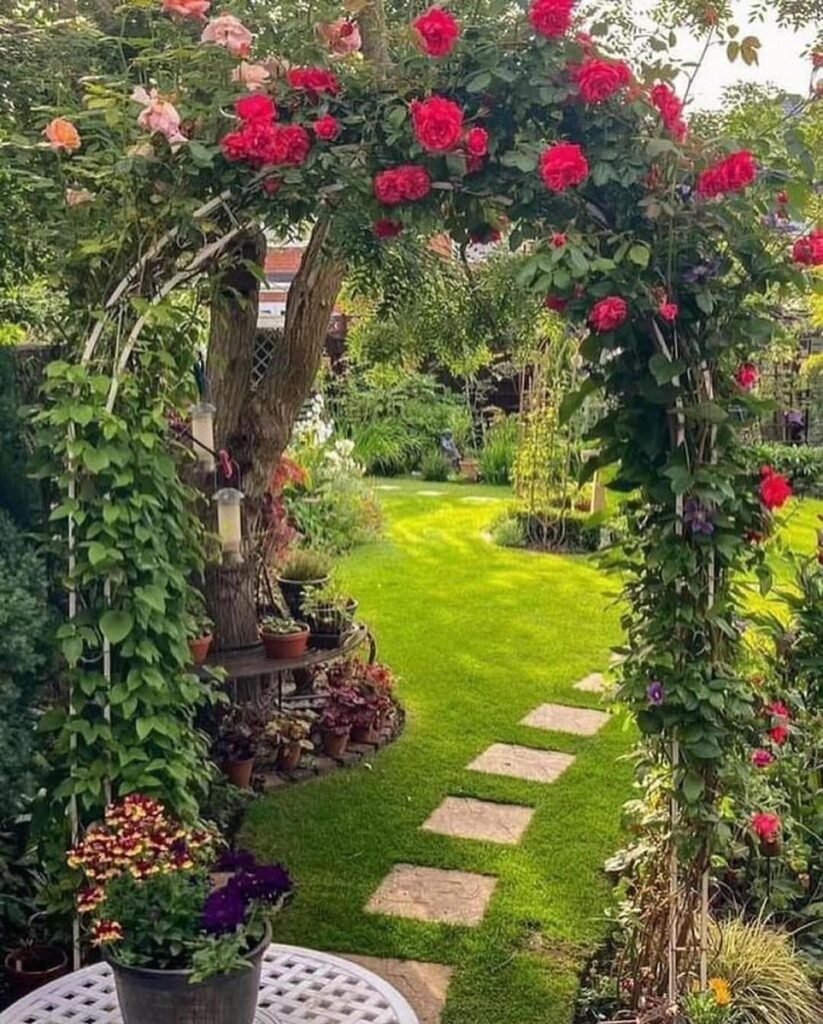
<box><xmin>420</xmin><ymin>449</ymin><xmax>451</xmax><ymax>482</ymax></box>
<box><xmin>279</xmin><ymin>549</ymin><xmax>332</xmax><ymax>581</ymax></box>
<box><xmin>491</xmin><ymin>514</ymin><xmax>527</xmax><ymax>549</ymax></box>
<box><xmin>707</xmin><ymin>918</ymin><xmax>821</xmax><ymax>1024</ymax></box>
<box><xmin>0</xmin><ymin>347</ymin><xmax>40</xmax><ymax>527</ymax></box>
<box><xmin>752</xmin><ymin>443</ymin><xmax>823</xmax><ymax>497</ymax></box>
<box><xmin>479</xmin><ymin>415</ymin><xmax>518</xmax><ymax>485</ymax></box>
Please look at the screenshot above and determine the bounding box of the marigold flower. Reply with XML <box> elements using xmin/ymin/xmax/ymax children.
<box><xmin>708</xmin><ymin>977</ymin><xmax>732</xmax><ymax>1007</ymax></box>
<box><xmin>92</xmin><ymin>920</ymin><xmax>124</xmax><ymax>946</ymax></box>
<box><xmin>77</xmin><ymin>887</ymin><xmax>106</xmax><ymax>913</ymax></box>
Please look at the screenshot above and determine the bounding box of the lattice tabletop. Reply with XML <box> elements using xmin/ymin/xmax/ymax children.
<box><xmin>0</xmin><ymin>944</ymin><xmax>419</xmax><ymax>1024</ymax></box>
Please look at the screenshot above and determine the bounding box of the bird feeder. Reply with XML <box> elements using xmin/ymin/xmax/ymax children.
<box><xmin>214</xmin><ymin>487</ymin><xmax>244</xmax><ymax>563</ymax></box>
<box><xmin>190</xmin><ymin>402</ymin><xmax>217</xmax><ymax>470</ymax></box>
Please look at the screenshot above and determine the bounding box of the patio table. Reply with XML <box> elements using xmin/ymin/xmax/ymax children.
<box><xmin>0</xmin><ymin>943</ymin><xmax>419</xmax><ymax>1024</ymax></box>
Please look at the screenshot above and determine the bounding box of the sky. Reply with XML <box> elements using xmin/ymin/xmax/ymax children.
<box><xmin>639</xmin><ymin>2</ymin><xmax>817</xmax><ymax>110</ymax></box>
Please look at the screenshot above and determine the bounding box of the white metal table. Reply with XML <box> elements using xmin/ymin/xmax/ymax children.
<box><xmin>0</xmin><ymin>944</ymin><xmax>419</xmax><ymax>1024</ymax></box>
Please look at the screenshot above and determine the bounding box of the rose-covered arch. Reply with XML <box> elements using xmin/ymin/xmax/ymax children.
<box><xmin>31</xmin><ymin>0</ymin><xmax>822</xmax><ymax>1004</ymax></box>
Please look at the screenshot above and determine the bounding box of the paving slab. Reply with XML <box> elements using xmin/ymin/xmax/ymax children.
<box><xmin>459</xmin><ymin>495</ymin><xmax>496</xmax><ymax>503</ymax></box>
<box><xmin>417</xmin><ymin>490</ymin><xmax>445</xmax><ymax>496</ymax></box>
<box><xmin>520</xmin><ymin>702</ymin><xmax>609</xmax><ymax>736</ymax></box>
<box><xmin>366</xmin><ymin>864</ymin><xmax>497</xmax><ymax>926</ymax></box>
<box><xmin>421</xmin><ymin>796</ymin><xmax>535</xmax><ymax>845</ymax></box>
<box><xmin>343</xmin><ymin>955</ymin><xmax>453</xmax><ymax>1024</ymax></box>
<box><xmin>573</xmin><ymin>672</ymin><xmax>608</xmax><ymax>694</ymax></box>
<box><xmin>375</xmin><ymin>484</ymin><xmax>401</xmax><ymax>491</ymax></box>
<box><xmin>467</xmin><ymin>743</ymin><xmax>575</xmax><ymax>784</ymax></box>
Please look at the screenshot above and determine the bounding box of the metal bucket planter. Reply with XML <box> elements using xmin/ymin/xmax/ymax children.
<box><xmin>104</xmin><ymin>925</ymin><xmax>270</xmax><ymax>1024</ymax></box>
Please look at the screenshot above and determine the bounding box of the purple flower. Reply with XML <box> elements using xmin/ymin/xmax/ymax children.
<box><xmin>228</xmin><ymin>864</ymin><xmax>292</xmax><ymax>904</ymax></box>
<box><xmin>684</xmin><ymin>498</ymin><xmax>715</xmax><ymax>536</ymax></box>
<box><xmin>202</xmin><ymin>887</ymin><xmax>248</xmax><ymax>935</ymax></box>
<box><xmin>647</xmin><ymin>680</ymin><xmax>665</xmax><ymax>706</ymax></box>
<box><xmin>215</xmin><ymin>848</ymin><xmax>257</xmax><ymax>872</ymax></box>
<box><xmin>784</xmin><ymin>410</ymin><xmax>804</xmax><ymax>428</ymax></box>
<box><xmin>682</xmin><ymin>258</ymin><xmax>721</xmax><ymax>284</ymax></box>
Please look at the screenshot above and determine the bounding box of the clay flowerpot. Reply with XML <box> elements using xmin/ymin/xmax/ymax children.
<box><xmin>221</xmin><ymin>757</ymin><xmax>255</xmax><ymax>789</ymax></box>
<box><xmin>188</xmin><ymin>633</ymin><xmax>213</xmax><ymax>665</ymax></box>
<box><xmin>260</xmin><ymin>626</ymin><xmax>310</xmax><ymax>661</ymax></box>
<box><xmin>459</xmin><ymin>457</ymin><xmax>480</xmax><ymax>482</ymax></box>
<box><xmin>350</xmin><ymin>723</ymin><xmax>380</xmax><ymax>745</ymax></box>
<box><xmin>5</xmin><ymin>945</ymin><xmax>68</xmax><ymax>997</ymax></box>
<box><xmin>276</xmin><ymin>741</ymin><xmax>303</xmax><ymax>773</ymax></box>
<box><xmin>321</xmin><ymin>729</ymin><xmax>350</xmax><ymax>758</ymax></box>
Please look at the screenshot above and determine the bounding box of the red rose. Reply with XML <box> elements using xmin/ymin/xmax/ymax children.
<box><xmin>650</xmin><ymin>83</ymin><xmax>687</xmax><ymax>142</ymax></box>
<box><xmin>575</xmin><ymin>58</ymin><xmax>632</xmax><ymax>104</ymax></box>
<box><xmin>751</xmin><ymin>749</ymin><xmax>774</xmax><ymax>768</ymax></box>
<box><xmin>373</xmin><ymin>218</ymin><xmax>403</xmax><ymax>239</ymax></box>
<box><xmin>312</xmin><ymin>113</ymin><xmax>340</xmax><ymax>141</ymax></box>
<box><xmin>412</xmin><ymin>6</ymin><xmax>460</xmax><ymax>57</ymax></box>
<box><xmin>235</xmin><ymin>94</ymin><xmax>277</xmax><ymax>123</ymax></box>
<box><xmin>544</xmin><ymin>295</ymin><xmax>568</xmax><ymax>313</ymax></box>
<box><xmin>769</xmin><ymin>724</ymin><xmax>790</xmax><ymax>745</ymax></box>
<box><xmin>551</xmin><ymin>232</ymin><xmax>567</xmax><ymax>247</ymax></box>
<box><xmin>221</xmin><ymin>129</ymin><xmax>248</xmax><ymax>162</ymax></box>
<box><xmin>696</xmin><ymin>150</ymin><xmax>757</xmax><ymax>198</ymax></box>
<box><xmin>230</xmin><ymin>120</ymin><xmax>281</xmax><ymax>166</ymax></box>
<box><xmin>792</xmin><ymin>230</ymin><xmax>823</xmax><ymax>266</ymax></box>
<box><xmin>759</xmin><ymin>466</ymin><xmax>792</xmax><ymax>510</ymax></box>
<box><xmin>589</xmin><ymin>296</ymin><xmax>628</xmax><ymax>332</ymax></box>
<box><xmin>735</xmin><ymin>363</ymin><xmax>759</xmax><ymax>390</ymax></box>
<box><xmin>262</xmin><ymin>177</ymin><xmax>281</xmax><ymax>195</ymax></box>
<box><xmin>539</xmin><ymin>142</ymin><xmax>589</xmax><ymax>192</ymax></box>
<box><xmin>410</xmin><ymin>96</ymin><xmax>464</xmax><ymax>152</ymax></box>
<box><xmin>267</xmin><ymin>124</ymin><xmax>311</xmax><ymax>166</ymax></box>
<box><xmin>373</xmin><ymin>164</ymin><xmax>431</xmax><ymax>205</ymax></box>
<box><xmin>752</xmin><ymin>812</ymin><xmax>781</xmax><ymax>842</ymax></box>
<box><xmin>465</xmin><ymin>126</ymin><xmax>489</xmax><ymax>157</ymax></box>
<box><xmin>287</xmin><ymin>67</ymin><xmax>341</xmax><ymax>98</ymax></box>
<box><xmin>466</xmin><ymin>153</ymin><xmax>484</xmax><ymax>174</ymax></box>
<box><xmin>528</xmin><ymin>0</ymin><xmax>575</xmax><ymax>38</ymax></box>
<box><xmin>659</xmin><ymin>301</ymin><xmax>678</xmax><ymax>322</ymax></box>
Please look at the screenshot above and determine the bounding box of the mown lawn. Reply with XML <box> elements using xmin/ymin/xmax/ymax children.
<box><xmin>243</xmin><ymin>478</ymin><xmax>633</xmax><ymax>1024</ymax></box>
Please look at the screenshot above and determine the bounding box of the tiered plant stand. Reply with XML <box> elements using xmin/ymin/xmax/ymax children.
<box><xmin>0</xmin><ymin>944</ymin><xmax>419</xmax><ymax>1024</ymax></box>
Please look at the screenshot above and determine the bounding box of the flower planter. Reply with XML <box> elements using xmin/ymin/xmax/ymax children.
<box><xmin>321</xmin><ymin>729</ymin><xmax>350</xmax><ymax>758</ymax></box>
<box><xmin>4</xmin><ymin>945</ymin><xmax>68</xmax><ymax>998</ymax></box>
<box><xmin>188</xmin><ymin>633</ymin><xmax>213</xmax><ymax>666</ymax></box>
<box><xmin>276</xmin><ymin>740</ymin><xmax>303</xmax><ymax>773</ymax></box>
<box><xmin>104</xmin><ymin>924</ymin><xmax>270</xmax><ymax>1024</ymax></box>
<box><xmin>351</xmin><ymin>723</ymin><xmax>380</xmax><ymax>745</ymax></box>
<box><xmin>221</xmin><ymin>757</ymin><xmax>255</xmax><ymax>789</ymax></box>
<box><xmin>260</xmin><ymin>626</ymin><xmax>310</xmax><ymax>661</ymax></box>
<box><xmin>308</xmin><ymin>599</ymin><xmax>358</xmax><ymax>649</ymax></box>
<box><xmin>277</xmin><ymin>574</ymin><xmax>329</xmax><ymax>618</ymax></box>
<box><xmin>459</xmin><ymin>457</ymin><xmax>480</xmax><ymax>482</ymax></box>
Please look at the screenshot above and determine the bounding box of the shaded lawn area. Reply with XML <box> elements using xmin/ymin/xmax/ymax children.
<box><xmin>243</xmin><ymin>478</ymin><xmax>633</xmax><ymax>1024</ymax></box>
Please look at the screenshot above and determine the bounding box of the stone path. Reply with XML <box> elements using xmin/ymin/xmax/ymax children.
<box><xmin>362</xmin><ymin>672</ymin><xmax>610</xmax><ymax>1022</ymax></box>
<box><xmin>416</xmin><ymin>490</ymin><xmax>446</xmax><ymax>497</ymax></box>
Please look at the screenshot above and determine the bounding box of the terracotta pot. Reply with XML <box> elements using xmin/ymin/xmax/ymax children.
<box><xmin>351</xmin><ymin>723</ymin><xmax>380</xmax><ymax>745</ymax></box>
<box><xmin>276</xmin><ymin>741</ymin><xmax>303</xmax><ymax>773</ymax></box>
<box><xmin>459</xmin><ymin>457</ymin><xmax>480</xmax><ymax>482</ymax></box>
<box><xmin>260</xmin><ymin>627</ymin><xmax>310</xmax><ymax>661</ymax></box>
<box><xmin>188</xmin><ymin>633</ymin><xmax>213</xmax><ymax>665</ymax></box>
<box><xmin>5</xmin><ymin>945</ymin><xmax>69</xmax><ymax>997</ymax></box>
<box><xmin>221</xmin><ymin>757</ymin><xmax>255</xmax><ymax>789</ymax></box>
<box><xmin>321</xmin><ymin>729</ymin><xmax>349</xmax><ymax>758</ymax></box>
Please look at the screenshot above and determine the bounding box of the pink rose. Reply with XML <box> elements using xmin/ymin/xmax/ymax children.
<box><xmin>201</xmin><ymin>14</ymin><xmax>253</xmax><ymax>58</ymax></box>
<box><xmin>162</xmin><ymin>0</ymin><xmax>210</xmax><ymax>19</ymax></box>
<box><xmin>751</xmin><ymin>749</ymin><xmax>774</xmax><ymax>768</ymax></box>
<box><xmin>231</xmin><ymin>61</ymin><xmax>271</xmax><ymax>90</ymax></box>
<box><xmin>44</xmin><ymin>117</ymin><xmax>81</xmax><ymax>153</ymax></box>
<box><xmin>131</xmin><ymin>87</ymin><xmax>187</xmax><ymax>149</ymax></box>
<box><xmin>317</xmin><ymin>19</ymin><xmax>362</xmax><ymax>56</ymax></box>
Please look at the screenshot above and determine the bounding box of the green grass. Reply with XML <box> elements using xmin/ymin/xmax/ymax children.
<box><xmin>243</xmin><ymin>477</ymin><xmax>633</xmax><ymax>1024</ymax></box>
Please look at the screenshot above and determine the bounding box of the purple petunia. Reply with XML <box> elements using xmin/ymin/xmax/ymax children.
<box><xmin>202</xmin><ymin>887</ymin><xmax>248</xmax><ymax>935</ymax></box>
<box><xmin>227</xmin><ymin>864</ymin><xmax>293</xmax><ymax>904</ymax></box>
<box><xmin>684</xmin><ymin>498</ymin><xmax>715</xmax><ymax>536</ymax></box>
<box><xmin>215</xmin><ymin>848</ymin><xmax>258</xmax><ymax>872</ymax></box>
<box><xmin>647</xmin><ymin>680</ymin><xmax>665</xmax><ymax>706</ymax></box>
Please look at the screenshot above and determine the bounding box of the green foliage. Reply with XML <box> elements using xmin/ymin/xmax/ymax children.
<box><xmin>479</xmin><ymin>415</ymin><xmax>518</xmax><ymax>485</ymax></box>
<box><xmin>0</xmin><ymin>347</ymin><xmax>41</xmax><ymax>526</ymax></box>
<box><xmin>420</xmin><ymin>449</ymin><xmax>452</xmax><ymax>482</ymax></box>
<box><xmin>278</xmin><ymin>549</ymin><xmax>332</xmax><ymax>582</ymax></box>
<box><xmin>753</xmin><ymin>443</ymin><xmax>823</xmax><ymax>497</ymax></box>
<box><xmin>490</xmin><ymin>512</ymin><xmax>527</xmax><ymax>548</ymax></box>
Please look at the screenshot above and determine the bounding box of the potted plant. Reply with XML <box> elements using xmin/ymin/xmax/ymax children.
<box><xmin>351</xmin><ymin>663</ymin><xmax>396</xmax><ymax>744</ymax></box>
<box><xmin>276</xmin><ymin>549</ymin><xmax>331</xmax><ymax>618</ymax></box>
<box><xmin>186</xmin><ymin>594</ymin><xmax>214</xmax><ymax>665</ymax></box>
<box><xmin>213</xmin><ymin>710</ymin><xmax>259</xmax><ymax>789</ymax></box>
<box><xmin>265</xmin><ymin>711</ymin><xmax>314</xmax><ymax>772</ymax></box>
<box><xmin>318</xmin><ymin>685</ymin><xmax>364</xmax><ymax>757</ymax></box>
<box><xmin>302</xmin><ymin>582</ymin><xmax>358</xmax><ymax>649</ymax></box>
<box><xmin>69</xmin><ymin>795</ymin><xmax>291</xmax><ymax>1024</ymax></box>
<box><xmin>459</xmin><ymin>450</ymin><xmax>480</xmax><ymax>482</ymax></box>
<box><xmin>4</xmin><ymin>914</ymin><xmax>68</xmax><ymax>998</ymax></box>
<box><xmin>259</xmin><ymin>615</ymin><xmax>310</xmax><ymax>660</ymax></box>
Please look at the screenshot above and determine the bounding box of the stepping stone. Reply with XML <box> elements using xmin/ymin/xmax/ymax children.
<box><xmin>574</xmin><ymin>672</ymin><xmax>608</xmax><ymax>694</ymax></box>
<box><xmin>366</xmin><ymin>864</ymin><xmax>497</xmax><ymax>926</ymax></box>
<box><xmin>375</xmin><ymin>484</ymin><xmax>400</xmax><ymax>491</ymax></box>
<box><xmin>460</xmin><ymin>495</ymin><xmax>496</xmax><ymax>503</ymax></box>
<box><xmin>467</xmin><ymin>743</ymin><xmax>575</xmax><ymax>784</ymax></box>
<box><xmin>343</xmin><ymin>955</ymin><xmax>453</xmax><ymax>1024</ymax></box>
<box><xmin>521</xmin><ymin>702</ymin><xmax>609</xmax><ymax>736</ymax></box>
<box><xmin>422</xmin><ymin>796</ymin><xmax>535</xmax><ymax>846</ymax></box>
<box><xmin>417</xmin><ymin>490</ymin><xmax>445</xmax><ymax>496</ymax></box>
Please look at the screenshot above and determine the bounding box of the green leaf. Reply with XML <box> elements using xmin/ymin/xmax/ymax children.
<box><xmin>100</xmin><ymin>609</ymin><xmax>134</xmax><ymax>645</ymax></box>
<box><xmin>83</xmin><ymin>447</ymin><xmax>111</xmax><ymax>473</ymax></box>
<box><xmin>88</xmin><ymin>541</ymin><xmax>110</xmax><ymax>566</ymax></box>
<box><xmin>628</xmin><ymin>244</ymin><xmax>650</xmax><ymax>268</ymax></box>
<box><xmin>681</xmin><ymin>771</ymin><xmax>705</xmax><ymax>803</ymax></box>
<box><xmin>649</xmin><ymin>354</ymin><xmax>685</xmax><ymax>385</ymax></box>
<box><xmin>465</xmin><ymin>71</ymin><xmax>492</xmax><ymax>93</ymax></box>
<box><xmin>559</xmin><ymin>377</ymin><xmax>600</xmax><ymax>424</ymax></box>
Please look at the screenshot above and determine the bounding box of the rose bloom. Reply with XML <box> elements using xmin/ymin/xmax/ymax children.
<box><xmin>589</xmin><ymin>296</ymin><xmax>628</xmax><ymax>332</ymax></box>
<box><xmin>312</xmin><ymin>114</ymin><xmax>340</xmax><ymax>141</ymax></box>
<box><xmin>201</xmin><ymin>14</ymin><xmax>253</xmax><ymax>58</ymax></box>
<box><xmin>270</xmin><ymin>124</ymin><xmax>311</xmax><ymax>165</ymax></box>
<box><xmin>410</xmin><ymin>96</ymin><xmax>464</xmax><ymax>152</ymax></box>
<box><xmin>769</xmin><ymin>724</ymin><xmax>790</xmax><ymax>745</ymax></box>
<box><xmin>759</xmin><ymin>465</ymin><xmax>792</xmax><ymax>511</ymax></box>
<box><xmin>766</xmin><ymin>700</ymin><xmax>790</xmax><ymax>720</ymax></box>
<box><xmin>736</xmin><ymin>362</ymin><xmax>759</xmax><ymax>390</ymax></box>
<box><xmin>413</xmin><ymin>6</ymin><xmax>460</xmax><ymax>57</ymax></box>
<box><xmin>544</xmin><ymin>295</ymin><xmax>568</xmax><ymax>313</ymax></box>
<box><xmin>373</xmin><ymin>219</ymin><xmax>403</xmax><ymax>239</ymax></box>
<box><xmin>235</xmin><ymin>93</ymin><xmax>276</xmax><ymax>123</ymax></box>
<box><xmin>162</xmin><ymin>0</ymin><xmax>210</xmax><ymax>19</ymax></box>
<box><xmin>751</xmin><ymin>749</ymin><xmax>775</xmax><ymax>768</ymax></box>
<box><xmin>751</xmin><ymin>811</ymin><xmax>781</xmax><ymax>843</ymax></box>
<box><xmin>792</xmin><ymin>230</ymin><xmax>823</xmax><ymax>267</ymax></box>
<box><xmin>287</xmin><ymin>67</ymin><xmax>341</xmax><ymax>97</ymax></box>
<box><xmin>539</xmin><ymin>142</ymin><xmax>589</xmax><ymax>192</ymax></box>
<box><xmin>528</xmin><ymin>0</ymin><xmax>575</xmax><ymax>39</ymax></box>
<box><xmin>551</xmin><ymin>232</ymin><xmax>567</xmax><ymax>247</ymax></box>
<box><xmin>262</xmin><ymin>177</ymin><xmax>280</xmax><ymax>195</ymax></box>
<box><xmin>317</xmin><ymin>19</ymin><xmax>362</xmax><ymax>57</ymax></box>
<box><xmin>373</xmin><ymin>165</ymin><xmax>431</xmax><ymax>205</ymax></box>
<box><xmin>575</xmin><ymin>58</ymin><xmax>632</xmax><ymax>104</ymax></box>
<box><xmin>696</xmin><ymin>150</ymin><xmax>757</xmax><ymax>198</ymax></box>
<box><xmin>659</xmin><ymin>301</ymin><xmax>678</xmax><ymax>321</ymax></box>
<box><xmin>465</xmin><ymin>126</ymin><xmax>489</xmax><ymax>157</ymax></box>
<box><xmin>231</xmin><ymin>61</ymin><xmax>271</xmax><ymax>90</ymax></box>
<box><xmin>131</xmin><ymin>87</ymin><xmax>187</xmax><ymax>148</ymax></box>
<box><xmin>44</xmin><ymin>117</ymin><xmax>81</xmax><ymax>153</ymax></box>
<box><xmin>650</xmin><ymin>82</ymin><xmax>687</xmax><ymax>142</ymax></box>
